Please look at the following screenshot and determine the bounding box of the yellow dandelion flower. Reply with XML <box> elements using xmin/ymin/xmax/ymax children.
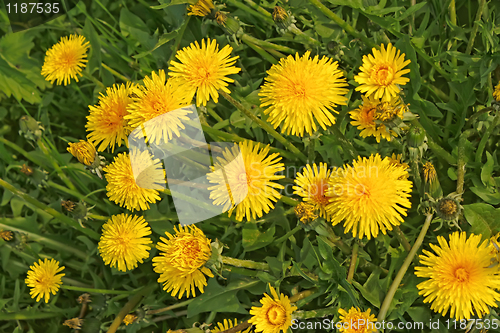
<box><xmin>338</xmin><ymin>307</ymin><xmax>377</xmax><ymax>333</ymax></box>
<box><xmin>354</xmin><ymin>43</ymin><xmax>411</xmax><ymax>101</ymax></box>
<box><xmin>98</xmin><ymin>214</ymin><xmax>152</xmax><ymax>272</ymax></box>
<box><xmin>0</xmin><ymin>230</ymin><xmax>13</xmax><ymax>241</ymax></box>
<box><xmin>415</xmin><ymin>232</ymin><xmax>500</xmax><ymax>320</ymax></box>
<box><xmin>259</xmin><ymin>51</ymin><xmax>349</xmax><ymax>137</ymax></box>
<box><xmin>325</xmin><ymin>154</ymin><xmax>412</xmax><ymax>239</ymax></box>
<box><xmin>123</xmin><ymin>314</ymin><xmax>137</xmax><ymax>325</ymax></box>
<box><xmin>422</xmin><ymin>161</ymin><xmax>437</xmax><ymax>183</ymax></box>
<box><xmin>187</xmin><ymin>0</ymin><xmax>214</xmax><ymax>17</ymax></box>
<box><xmin>248</xmin><ymin>284</ymin><xmax>297</xmax><ymax>333</ymax></box>
<box><xmin>349</xmin><ymin>95</ymin><xmax>394</xmax><ymax>142</ymax></box>
<box><xmin>494</xmin><ymin>82</ymin><xmax>500</xmax><ymax>102</ymax></box>
<box><xmin>41</xmin><ymin>34</ymin><xmax>90</xmax><ymax>86</ymax></box>
<box><xmin>25</xmin><ymin>258</ymin><xmax>65</xmax><ymax>303</ymax></box>
<box><xmin>152</xmin><ymin>225</ymin><xmax>214</xmax><ymax>298</ymax></box>
<box><xmin>293</xmin><ymin>163</ymin><xmax>333</xmax><ymax>221</ymax></box>
<box><xmin>63</xmin><ymin>318</ymin><xmax>83</xmax><ymax>329</ymax></box>
<box><xmin>387</xmin><ymin>153</ymin><xmax>409</xmax><ymax>171</ymax></box>
<box><xmin>125</xmin><ymin>70</ymin><xmax>191</xmax><ymax>145</ymax></box>
<box><xmin>103</xmin><ymin>151</ymin><xmax>164</xmax><ymax>211</ymax></box>
<box><xmin>207</xmin><ymin>141</ymin><xmax>285</xmax><ymax>221</ymax></box>
<box><xmin>168</xmin><ymin>38</ymin><xmax>241</xmax><ymax>106</ymax></box>
<box><xmin>294</xmin><ymin>202</ymin><xmax>318</xmax><ymax>224</ymax></box>
<box><xmin>86</xmin><ymin>83</ymin><xmax>136</xmax><ymax>152</ymax></box>
<box><xmin>67</xmin><ymin>140</ymin><xmax>97</xmax><ymax>167</ymax></box>
<box><xmin>212</xmin><ymin>319</ymin><xmax>252</xmax><ymax>333</ymax></box>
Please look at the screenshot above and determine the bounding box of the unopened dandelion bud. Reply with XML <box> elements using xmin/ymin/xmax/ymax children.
<box><xmin>422</xmin><ymin>161</ymin><xmax>442</xmax><ymax>198</ymax></box>
<box><xmin>67</xmin><ymin>140</ymin><xmax>106</xmax><ymax>178</ymax></box>
<box><xmin>407</xmin><ymin>125</ymin><xmax>426</xmax><ymax>148</ymax></box>
<box><xmin>220</xmin><ymin>15</ymin><xmax>241</xmax><ymax>36</ymax></box>
<box><xmin>19</xmin><ymin>115</ymin><xmax>44</xmax><ymax>141</ymax></box>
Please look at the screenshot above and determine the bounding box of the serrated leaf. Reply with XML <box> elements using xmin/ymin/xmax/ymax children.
<box><xmin>242</xmin><ymin>223</ymin><xmax>275</xmax><ymax>252</ymax></box>
<box><xmin>351</xmin><ymin>269</ymin><xmax>383</xmax><ymax>307</ymax></box>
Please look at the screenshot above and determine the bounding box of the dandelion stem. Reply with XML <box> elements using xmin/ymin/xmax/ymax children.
<box><xmin>308</xmin><ymin>0</ymin><xmax>376</xmax><ymax>48</ymax></box>
<box><xmin>0</xmin><ymin>178</ymin><xmax>100</xmax><ymax>240</ymax></box>
<box><xmin>347</xmin><ymin>242</ymin><xmax>359</xmax><ymax>282</ymax></box>
<box><xmin>226</xmin><ymin>0</ymin><xmax>274</xmax><ymax>24</ymax></box>
<box><xmin>292</xmin><ymin>307</ymin><xmax>338</xmax><ymax>319</ymax></box>
<box><xmin>392</xmin><ymin>226</ymin><xmax>412</xmax><ymax>252</ymax></box>
<box><xmin>106</xmin><ymin>283</ymin><xmax>158</xmax><ymax>333</ymax></box>
<box><xmin>280</xmin><ymin>195</ymin><xmax>299</xmax><ymax>207</ymax></box>
<box><xmin>377</xmin><ymin>213</ymin><xmax>434</xmax><ymax>321</ymax></box>
<box><xmin>274</xmin><ymin>225</ymin><xmax>302</xmax><ymax>244</ymax></box>
<box><xmin>61</xmin><ymin>285</ymin><xmax>137</xmax><ymax>295</ymax></box>
<box><xmin>222</xmin><ymin>256</ymin><xmax>270</xmax><ymax>271</ymax></box>
<box><xmin>242</xmin><ymin>37</ymin><xmax>278</xmax><ymax>64</ymax></box>
<box><xmin>465</xmin><ymin>0</ymin><xmax>486</xmax><ymax>55</ymax></box>
<box><xmin>220</xmin><ymin>91</ymin><xmax>308</xmax><ymax>162</ymax></box>
<box><xmin>457</xmin><ymin>129</ymin><xmax>475</xmax><ymax>194</ymax></box>
<box><xmin>37</xmin><ymin>138</ymin><xmax>77</xmax><ymax>192</ymax></box>
<box><xmin>146</xmin><ymin>299</ymin><xmax>194</xmax><ymax>315</ymax></box>
<box><xmin>102</xmin><ymin>63</ymin><xmax>130</xmax><ymax>82</ymax></box>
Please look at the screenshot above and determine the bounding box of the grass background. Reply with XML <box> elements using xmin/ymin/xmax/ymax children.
<box><xmin>1</xmin><ymin>0</ymin><xmax>500</xmax><ymax>332</ymax></box>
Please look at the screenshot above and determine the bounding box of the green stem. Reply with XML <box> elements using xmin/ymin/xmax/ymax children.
<box><xmin>221</xmin><ymin>256</ymin><xmax>270</xmax><ymax>271</ymax></box>
<box><xmin>220</xmin><ymin>91</ymin><xmax>308</xmax><ymax>163</ymax></box>
<box><xmin>377</xmin><ymin>213</ymin><xmax>433</xmax><ymax>321</ymax></box>
<box><xmin>347</xmin><ymin>242</ymin><xmax>359</xmax><ymax>282</ymax></box>
<box><xmin>292</xmin><ymin>307</ymin><xmax>338</xmax><ymax>319</ymax></box>
<box><xmin>457</xmin><ymin>129</ymin><xmax>475</xmax><ymax>194</ymax></box>
<box><xmin>465</xmin><ymin>0</ymin><xmax>486</xmax><ymax>55</ymax></box>
<box><xmin>222</xmin><ymin>265</ymin><xmax>260</xmax><ymax>277</ymax></box>
<box><xmin>307</xmin><ymin>136</ymin><xmax>315</xmax><ymax>163</ymax></box>
<box><xmin>102</xmin><ymin>63</ymin><xmax>130</xmax><ymax>82</ymax></box>
<box><xmin>106</xmin><ymin>283</ymin><xmax>158</xmax><ymax>333</ymax></box>
<box><xmin>0</xmin><ymin>311</ymin><xmax>60</xmax><ymax>321</ymax></box>
<box><xmin>242</xmin><ymin>38</ymin><xmax>278</xmax><ymax>64</ymax></box>
<box><xmin>46</xmin><ymin>181</ymin><xmax>108</xmax><ymax>212</ymax></box>
<box><xmin>0</xmin><ymin>137</ymin><xmax>46</xmax><ymax>167</ymax></box>
<box><xmin>289</xmin><ymin>25</ymin><xmax>322</xmax><ymax>46</ymax></box>
<box><xmin>443</xmin><ymin>0</ymin><xmax>457</xmax><ymax>142</ymax></box>
<box><xmin>243</xmin><ymin>0</ymin><xmax>273</xmax><ymax>19</ymax></box>
<box><xmin>166</xmin><ymin>16</ymin><xmax>190</xmax><ymax>68</ymax></box>
<box><xmin>82</xmin><ymin>71</ymin><xmax>106</xmax><ymax>90</ymax></box>
<box><xmin>61</xmin><ymin>285</ymin><xmax>137</xmax><ymax>295</ymax></box>
<box><xmin>392</xmin><ymin>226</ymin><xmax>412</xmax><ymax>252</ymax></box>
<box><xmin>475</xmin><ymin>110</ymin><xmax>499</xmax><ymax>164</ymax></box>
<box><xmin>241</xmin><ymin>34</ymin><xmax>295</xmax><ymax>54</ymax></box>
<box><xmin>226</xmin><ymin>0</ymin><xmax>274</xmax><ymax>24</ymax></box>
<box><xmin>308</xmin><ymin>0</ymin><xmax>376</xmax><ymax>48</ymax></box>
<box><xmin>0</xmin><ymin>178</ymin><xmax>100</xmax><ymax>240</ymax></box>
<box><xmin>37</xmin><ymin>138</ymin><xmax>77</xmax><ymax>192</ymax></box>
<box><xmin>280</xmin><ymin>195</ymin><xmax>299</xmax><ymax>207</ymax></box>
<box><xmin>146</xmin><ymin>299</ymin><xmax>194</xmax><ymax>315</ymax></box>
<box><xmin>274</xmin><ymin>225</ymin><xmax>302</xmax><ymax>244</ymax></box>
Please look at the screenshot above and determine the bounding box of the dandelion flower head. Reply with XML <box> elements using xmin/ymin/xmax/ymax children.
<box><xmin>25</xmin><ymin>258</ymin><xmax>65</xmax><ymax>303</ymax></box>
<box><xmin>125</xmin><ymin>70</ymin><xmax>191</xmax><ymax>145</ymax></box>
<box><xmin>326</xmin><ymin>153</ymin><xmax>412</xmax><ymax>239</ymax></box>
<box><xmin>248</xmin><ymin>284</ymin><xmax>297</xmax><ymax>333</ymax></box>
<box><xmin>98</xmin><ymin>214</ymin><xmax>152</xmax><ymax>272</ymax></box>
<box><xmin>103</xmin><ymin>151</ymin><xmax>164</xmax><ymax>211</ymax></box>
<box><xmin>152</xmin><ymin>225</ymin><xmax>214</xmax><ymax>298</ymax></box>
<box><xmin>349</xmin><ymin>95</ymin><xmax>396</xmax><ymax>143</ymax></box>
<box><xmin>259</xmin><ymin>51</ymin><xmax>349</xmax><ymax>137</ymax></box>
<box><xmin>86</xmin><ymin>83</ymin><xmax>136</xmax><ymax>152</ymax></box>
<box><xmin>41</xmin><ymin>34</ymin><xmax>90</xmax><ymax>86</ymax></box>
<box><xmin>67</xmin><ymin>140</ymin><xmax>97</xmax><ymax>167</ymax></box>
<box><xmin>415</xmin><ymin>232</ymin><xmax>500</xmax><ymax>320</ymax></box>
<box><xmin>293</xmin><ymin>163</ymin><xmax>333</xmax><ymax>221</ymax></box>
<box><xmin>354</xmin><ymin>43</ymin><xmax>410</xmax><ymax>101</ymax></box>
<box><xmin>169</xmin><ymin>38</ymin><xmax>240</xmax><ymax>106</ymax></box>
<box><xmin>212</xmin><ymin>319</ymin><xmax>252</xmax><ymax>333</ymax></box>
<box><xmin>207</xmin><ymin>141</ymin><xmax>285</xmax><ymax>221</ymax></box>
<box><xmin>338</xmin><ymin>307</ymin><xmax>377</xmax><ymax>333</ymax></box>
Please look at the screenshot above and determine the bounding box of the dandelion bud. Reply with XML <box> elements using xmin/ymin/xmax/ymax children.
<box><xmin>407</xmin><ymin>125</ymin><xmax>426</xmax><ymax>148</ymax></box>
<box><xmin>422</xmin><ymin>161</ymin><xmax>442</xmax><ymax>198</ymax></box>
<box><xmin>19</xmin><ymin>115</ymin><xmax>44</xmax><ymax>141</ymax></box>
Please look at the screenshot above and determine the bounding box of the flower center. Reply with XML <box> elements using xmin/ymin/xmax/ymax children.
<box><xmin>360</xmin><ymin>106</ymin><xmax>376</xmax><ymax>125</ymax></box>
<box><xmin>439</xmin><ymin>199</ymin><xmax>457</xmax><ymax>216</ymax></box>
<box><xmin>311</xmin><ymin>181</ymin><xmax>329</xmax><ymax>206</ymax></box>
<box><xmin>454</xmin><ymin>267</ymin><xmax>470</xmax><ymax>282</ymax></box>
<box><xmin>292</xmin><ymin>84</ymin><xmax>307</xmax><ymax>98</ymax></box>
<box><xmin>267</xmin><ymin>304</ymin><xmax>286</xmax><ymax>325</ymax></box>
<box><xmin>372</xmin><ymin>64</ymin><xmax>394</xmax><ymax>86</ymax></box>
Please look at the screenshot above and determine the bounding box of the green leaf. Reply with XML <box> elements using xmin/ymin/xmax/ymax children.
<box><xmin>82</xmin><ymin>18</ymin><xmax>102</xmax><ymax>74</ymax></box>
<box><xmin>396</xmin><ymin>3</ymin><xmax>426</xmax><ymax>21</ymax></box>
<box><xmin>187</xmin><ymin>279</ymin><xmax>256</xmax><ymax>317</ymax></box>
<box><xmin>463</xmin><ymin>203</ymin><xmax>500</xmax><ymax>239</ymax></box>
<box><xmin>242</xmin><ymin>223</ymin><xmax>275</xmax><ymax>252</ymax></box>
<box><xmin>481</xmin><ymin>152</ymin><xmax>495</xmax><ymax>186</ymax></box>
<box><xmin>351</xmin><ymin>269</ymin><xmax>383</xmax><ymax>308</ymax></box>
<box><xmin>469</xmin><ymin>186</ymin><xmax>500</xmax><ymax>205</ymax></box>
